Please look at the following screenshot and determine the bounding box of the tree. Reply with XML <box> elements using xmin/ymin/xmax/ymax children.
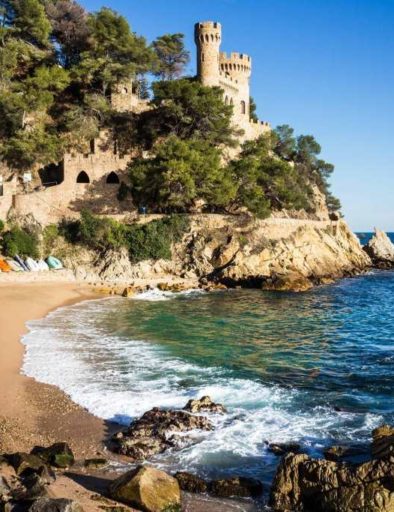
<box><xmin>273</xmin><ymin>124</ymin><xmax>296</xmax><ymax>161</ymax></box>
<box><xmin>75</xmin><ymin>7</ymin><xmax>156</xmax><ymax>96</ymax></box>
<box><xmin>249</xmin><ymin>96</ymin><xmax>258</xmax><ymax>122</ymax></box>
<box><xmin>228</xmin><ymin>135</ymin><xmax>312</xmax><ymax>218</ymax></box>
<box><xmin>45</xmin><ymin>0</ymin><xmax>90</xmax><ymax>68</ymax></box>
<box><xmin>138</xmin><ymin>78</ymin><xmax>241</xmax><ymax>149</ymax></box>
<box><xmin>128</xmin><ymin>135</ymin><xmax>236</xmax><ymax>211</ymax></box>
<box><xmin>152</xmin><ymin>33</ymin><xmax>189</xmax><ymax>80</ymax></box>
<box><xmin>12</xmin><ymin>0</ymin><xmax>51</xmax><ymax>47</ymax></box>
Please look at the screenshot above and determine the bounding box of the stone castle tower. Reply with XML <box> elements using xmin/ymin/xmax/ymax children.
<box><xmin>194</xmin><ymin>21</ymin><xmax>269</xmax><ymax>142</ymax></box>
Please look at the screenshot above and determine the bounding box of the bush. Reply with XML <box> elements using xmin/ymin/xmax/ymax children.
<box><xmin>126</xmin><ymin>215</ymin><xmax>189</xmax><ymax>263</ymax></box>
<box><xmin>117</xmin><ymin>181</ymin><xmax>129</xmax><ymax>201</ymax></box>
<box><xmin>42</xmin><ymin>224</ymin><xmax>59</xmax><ymax>254</ymax></box>
<box><xmin>1</xmin><ymin>227</ymin><xmax>39</xmax><ymax>258</ymax></box>
<box><xmin>0</xmin><ymin>219</ymin><xmax>4</xmax><ymax>233</ymax></box>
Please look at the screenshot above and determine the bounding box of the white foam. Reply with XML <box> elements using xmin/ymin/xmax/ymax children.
<box><xmin>21</xmin><ymin>298</ymin><xmax>383</xmax><ymax>477</ymax></box>
<box><xmin>133</xmin><ymin>288</ymin><xmax>204</xmax><ymax>301</ymax></box>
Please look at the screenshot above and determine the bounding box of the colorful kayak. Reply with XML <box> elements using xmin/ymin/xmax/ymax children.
<box><xmin>25</xmin><ymin>257</ymin><xmax>40</xmax><ymax>272</ymax></box>
<box><xmin>6</xmin><ymin>259</ymin><xmax>24</xmax><ymax>272</ymax></box>
<box><xmin>15</xmin><ymin>255</ymin><xmax>29</xmax><ymax>271</ymax></box>
<box><xmin>0</xmin><ymin>259</ymin><xmax>12</xmax><ymax>272</ymax></box>
<box><xmin>37</xmin><ymin>259</ymin><xmax>49</xmax><ymax>271</ymax></box>
<box><xmin>46</xmin><ymin>256</ymin><xmax>63</xmax><ymax>270</ymax></box>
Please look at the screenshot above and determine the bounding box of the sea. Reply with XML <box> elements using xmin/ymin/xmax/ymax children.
<box><xmin>21</xmin><ymin>233</ymin><xmax>394</xmax><ymax>498</ymax></box>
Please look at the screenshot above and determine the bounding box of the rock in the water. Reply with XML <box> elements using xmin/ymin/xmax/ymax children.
<box><xmin>270</xmin><ymin>425</ymin><xmax>394</xmax><ymax>512</ymax></box>
<box><xmin>109</xmin><ymin>466</ymin><xmax>181</xmax><ymax>512</ymax></box>
<box><xmin>29</xmin><ymin>498</ymin><xmax>84</xmax><ymax>512</ymax></box>
<box><xmin>263</xmin><ymin>272</ymin><xmax>313</xmax><ymax>293</ymax></box>
<box><xmin>323</xmin><ymin>444</ymin><xmax>368</xmax><ymax>462</ymax></box>
<box><xmin>31</xmin><ymin>443</ymin><xmax>74</xmax><ymax>468</ymax></box>
<box><xmin>364</xmin><ymin>228</ymin><xmax>394</xmax><ymax>268</ymax></box>
<box><xmin>174</xmin><ymin>472</ymin><xmax>208</xmax><ymax>493</ymax></box>
<box><xmin>183</xmin><ymin>396</ymin><xmax>227</xmax><ymax>414</ymax></box>
<box><xmin>210</xmin><ymin>477</ymin><xmax>263</xmax><ymax>498</ymax></box>
<box><xmin>372</xmin><ymin>425</ymin><xmax>394</xmax><ymax>460</ymax></box>
<box><xmin>113</xmin><ymin>407</ymin><xmax>213</xmax><ymax>461</ymax></box>
<box><xmin>267</xmin><ymin>442</ymin><xmax>301</xmax><ymax>456</ymax></box>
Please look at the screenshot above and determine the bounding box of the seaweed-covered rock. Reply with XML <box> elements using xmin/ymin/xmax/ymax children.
<box><xmin>183</xmin><ymin>396</ymin><xmax>226</xmax><ymax>414</ymax></box>
<box><xmin>7</xmin><ymin>453</ymin><xmax>46</xmax><ymax>476</ymax></box>
<box><xmin>210</xmin><ymin>477</ymin><xmax>263</xmax><ymax>498</ymax></box>
<box><xmin>174</xmin><ymin>472</ymin><xmax>208</xmax><ymax>493</ymax></box>
<box><xmin>31</xmin><ymin>443</ymin><xmax>74</xmax><ymax>469</ymax></box>
<box><xmin>109</xmin><ymin>466</ymin><xmax>180</xmax><ymax>512</ymax></box>
<box><xmin>113</xmin><ymin>407</ymin><xmax>213</xmax><ymax>461</ymax></box>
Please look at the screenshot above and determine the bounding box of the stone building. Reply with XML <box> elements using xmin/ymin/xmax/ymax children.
<box><xmin>0</xmin><ymin>21</ymin><xmax>271</xmax><ymax>225</ymax></box>
<box><xmin>195</xmin><ymin>21</ymin><xmax>270</xmax><ymax>143</ymax></box>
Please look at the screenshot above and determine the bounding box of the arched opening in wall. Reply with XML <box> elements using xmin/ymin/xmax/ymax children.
<box><xmin>205</xmin><ymin>34</ymin><xmax>209</xmax><ymax>42</ymax></box>
<box><xmin>224</xmin><ymin>96</ymin><xmax>229</xmax><ymax>105</ymax></box>
<box><xmin>230</xmin><ymin>98</ymin><xmax>234</xmax><ymax>106</ymax></box>
<box><xmin>39</xmin><ymin>162</ymin><xmax>64</xmax><ymax>187</ymax></box>
<box><xmin>76</xmin><ymin>171</ymin><xmax>90</xmax><ymax>184</ymax></box>
<box><xmin>201</xmin><ymin>52</ymin><xmax>204</xmax><ymax>62</ymax></box>
<box><xmin>106</xmin><ymin>171</ymin><xmax>120</xmax><ymax>184</ymax></box>
<box><xmin>241</xmin><ymin>100</ymin><xmax>246</xmax><ymax>114</ymax></box>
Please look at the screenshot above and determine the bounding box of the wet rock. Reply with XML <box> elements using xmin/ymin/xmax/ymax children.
<box><xmin>122</xmin><ymin>287</ymin><xmax>135</xmax><ymax>298</ymax></box>
<box><xmin>109</xmin><ymin>466</ymin><xmax>181</xmax><ymax>512</ymax></box>
<box><xmin>7</xmin><ymin>453</ymin><xmax>46</xmax><ymax>476</ymax></box>
<box><xmin>83</xmin><ymin>458</ymin><xmax>107</xmax><ymax>469</ymax></box>
<box><xmin>263</xmin><ymin>272</ymin><xmax>313</xmax><ymax>293</ymax></box>
<box><xmin>31</xmin><ymin>443</ymin><xmax>74</xmax><ymax>468</ymax></box>
<box><xmin>183</xmin><ymin>396</ymin><xmax>227</xmax><ymax>414</ymax></box>
<box><xmin>174</xmin><ymin>472</ymin><xmax>208</xmax><ymax>494</ymax></box>
<box><xmin>363</xmin><ymin>229</ymin><xmax>394</xmax><ymax>268</ymax></box>
<box><xmin>210</xmin><ymin>477</ymin><xmax>263</xmax><ymax>498</ymax></box>
<box><xmin>267</xmin><ymin>442</ymin><xmax>301</xmax><ymax>456</ymax></box>
<box><xmin>323</xmin><ymin>444</ymin><xmax>368</xmax><ymax>462</ymax></box>
<box><xmin>113</xmin><ymin>407</ymin><xmax>213</xmax><ymax>461</ymax></box>
<box><xmin>29</xmin><ymin>498</ymin><xmax>84</xmax><ymax>512</ymax></box>
<box><xmin>372</xmin><ymin>425</ymin><xmax>394</xmax><ymax>460</ymax></box>
<box><xmin>270</xmin><ymin>426</ymin><xmax>394</xmax><ymax>512</ymax></box>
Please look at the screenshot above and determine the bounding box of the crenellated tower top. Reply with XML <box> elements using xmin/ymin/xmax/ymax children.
<box><xmin>219</xmin><ymin>52</ymin><xmax>252</xmax><ymax>81</ymax></box>
<box><xmin>194</xmin><ymin>21</ymin><xmax>222</xmax><ymax>87</ymax></box>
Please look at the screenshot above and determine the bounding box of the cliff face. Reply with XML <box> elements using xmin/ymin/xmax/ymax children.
<box><xmin>60</xmin><ymin>215</ymin><xmax>371</xmax><ymax>292</ymax></box>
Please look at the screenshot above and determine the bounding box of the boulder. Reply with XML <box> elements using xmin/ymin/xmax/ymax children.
<box><xmin>113</xmin><ymin>407</ymin><xmax>213</xmax><ymax>461</ymax></box>
<box><xmin>267</xmin><ymin>442</ymin><xmax>301</xmax><ymax>456</ymax></box>
<box><xmin>372</xmin><ymin>425</ymin><xmax>394</xmax><ymax>460</ymax></box>
<box><xmin>83</xmin><ymin>458</ymin><xmax>107</xmax><ymax>469</ymax></box>
<box><xmin>109</xmin><ymin>466</ymin><xmax>181</xmax><ymax>512</ymax></box>
<box><xmin>210</xmin><ymin>477</ymin><xmax>263</xmax><ymax>498</ymax></box>
<box><xmin>263</xmin><ymin>272</ymin><xmax>313</xmax><ymax>293</ymax></box>
<box><xmin>29</xmin><ymin>498</ymin><xmax>84</xmax><ymax>512</ymax></box>
<box><xmin>7</xmin><ymin>453</ymin><xmax>47</xmax><ymax>476</ymax></box>
<box><xmin>174</xmin><ymin>472</ymin><xmax>208</xmax><ymax>494</ymax></box>
<box><xmin>363</xmin><ymin>229</ymin><xmax>394</xmax><ymax>268</ymax></box>
<box><xmin>323</xmin><ymin>444</ymin><xmax>368</xmax><ymax>462</ymax></box>
<box><xmin>122</xmin><ymin>287</ymin><xmax>135</xmax><ymax>298</ymax></box>
<box><xmin>31</xmin><ymin>443</ymin><xmax>74</xmax><ymax>468</ymax></box>
<box><xmin>183</xmin><ymin>396</ymin><xmax>227</xmax><ymax>414</ymax></box>
<box><xmin>270</xmin><ymin>425</ymin><xmax>394</xmax><ymax>512</ymax></box>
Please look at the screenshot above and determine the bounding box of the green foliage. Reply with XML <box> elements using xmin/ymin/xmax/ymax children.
<box><xmin>152</xmin><ymin>33</ymin><xmax>189</xmax><ymax>80</ymax></box>
<box><xmin>161</xmin><ymin>504</ymin><xmax>181</xmax><ymax>512</ymax></box>
<box><xmin>138</xmin><ymin>78</ymin><xmax>240</xmax><ymax>149</ymax></box>
<box><xmin>0</xmin><ymin>219</ymin><xmax>4</xmax><ymax>232</ymax></box>
<box><xmin>1</xmin><ymin>226</ymin><xmax>39</xmax><ymax>257</ymax></box>
<box><xmin>126</xmin><ymin>215</ymin><xmax>189</xmax><ymax>263</ymax></box>
<box><xmin>12</xmin><ymin>0</ymin><xmax>51</xmax><ymax>47</ymax></box>
<box><xmin>249</xmin><ymin>96</ymin><xmax>258</xmax><ymax>122</ymax></box>
<box><xmin>229</xmin><ymin>134</ymin><xmax>312</xmax><ymax>218</ymax></box>
<box><xmin>42</xmin><ymin>223</ymin><xmax>59</xmax><ymax>254</ymax></box>
<box><xmin>273</xmin><ymin>124</ymin><xmax>296</xmax><ymax>161</ymax></box>
<box><xmin>129</xmin><ymin>136</ymin><xmax>236</xmax><ymax>211</ymax></box>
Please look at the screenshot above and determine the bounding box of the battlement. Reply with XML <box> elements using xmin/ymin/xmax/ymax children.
<box><xmin>194</xmin><ymin>22</ymin><xmax>221</xmax><ymax>44</ymax></box>
<box><xmin>219</xmin><ymin>52</ymin><xmax>251</xmax><ymax>77</ymax></box>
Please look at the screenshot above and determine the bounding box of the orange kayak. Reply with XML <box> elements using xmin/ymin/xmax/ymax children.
<box><xmin>0</xmin><ymin>259</ymin><xmax>12</xmax><ymax>272</ymax></box>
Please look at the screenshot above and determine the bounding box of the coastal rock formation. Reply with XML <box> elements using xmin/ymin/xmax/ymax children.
<box><xmin>112</xmin><ymin>405</ymin><xmax>214</xmax><ymax>461</ymax></box>
<box><xmin>174</xmin><ymin>472</ymin><xmax>209</xmax><ymax>494</ymax></box>
<box><xmin>210</xmin><ymin>477</ymin><xmax>263</xmax><ymax>499</ymax></box>
<box><xmin>183</xmin><ymin>396</ymin><xmax>227</xmax><ymax>414</ymax></box>
<box><xmin>109</xmin><ymin>466</ymin><xmax>181</xmax><ymax>512</ymax></box>
<box><xmin>363</xmin><ymin>228</ymin><xmax>394</xmax><ymax>268</ymax></box>
<box><xmin>31</xmin><ymin>443</ymin><xmax>75</xmax><ymax>469</ymax></box>
<box><xmin>29</xmin><ymin>498</ymin><xmax>84</xmax><ymax>512</ymax></box>
<box><xmin>270</xmin><ymin>425</ymin><xmax>394</xmax><ymax>512</ymax></box>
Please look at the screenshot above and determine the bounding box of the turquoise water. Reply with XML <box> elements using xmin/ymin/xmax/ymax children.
<box><xmin>22</xmin><ymin>234</ymin><xmax>394</xmax><ymax>491</ymax></box>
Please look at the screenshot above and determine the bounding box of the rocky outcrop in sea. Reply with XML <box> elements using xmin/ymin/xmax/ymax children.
<box><xmin>363</xmin><ymin>228</ymin><xmax>394</xmax><ymax>269</ymax></box>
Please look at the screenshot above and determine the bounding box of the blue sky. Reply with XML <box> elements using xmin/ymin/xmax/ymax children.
<box><xmin>81</xmin><ymin>0</ymin><xmax>394</xmax><ymax>231</ymax></box>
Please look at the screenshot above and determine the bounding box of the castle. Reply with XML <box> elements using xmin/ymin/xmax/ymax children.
<box><xmin>0</xmin><ymin>21</ymin><xmax>270</xmax><ymax>225</ymax></box>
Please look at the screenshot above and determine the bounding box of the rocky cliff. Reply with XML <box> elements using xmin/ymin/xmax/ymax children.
<box><xmin>60</xmin><ymin>215</ymin><xmax>371</xmax><ymax>292</ymax></box>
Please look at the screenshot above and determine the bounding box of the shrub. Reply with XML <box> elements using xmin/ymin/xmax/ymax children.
<box><xmin>0</xmin><ymin>219</ymin><xmax>4</xmax><ymax>232</ymax></box>
<box><xmin>42</xmin><ymin>224</ymin><xmax>59</xmax><ymax>254</ymax></box>
<box><xmin>126</xmin><ymin>215</ymin><xmax>189</xmax><ymax>263</ymax></box>
<box><xmin>1</xmin><ymin>227</ymin><xmax>39</xmax><ymax>258</ymax></box>
<box><xmin>117</xmin><ymin>181</ymin><xmax>129</xmax><ymax>201</ymax></box>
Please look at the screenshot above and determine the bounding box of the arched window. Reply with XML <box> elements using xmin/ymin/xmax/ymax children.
<box><xmin>241</xmin><ymin>100</ymin><xmax>246</xmax><ymax>114</ymax></box>
<box><xmin>224</xmin><ymin>96</ymin><xmax>229</xmax><ymax>105</ymax></box>
<box><xmin>76</xmin><ymin>171</ymin><xmax>90</xmax><ymax>183</ymax></box>
<box><xmin>230</xmin><ymin>98</ymin><xmax>234</xmax><ymax>106</ymax></box>
<box><xmin>201</xmin><ymin>52</ymin><xmax>205</xmax><ymax>62</ymax></box>
<box><xmin>205</xmin><ymin>34</ymin><xmax>209</xmax><ymax>42</ymax></box>
<box><xmin>106</xmin><ymin>171</ymin><xmax>120</xmax><ymax>184</ymax></box>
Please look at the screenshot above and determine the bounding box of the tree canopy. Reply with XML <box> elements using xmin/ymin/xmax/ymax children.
<box><xmin>152</xmin><ymin>33</ymin><xmax>189</xmax><ymax>80</ymax></box>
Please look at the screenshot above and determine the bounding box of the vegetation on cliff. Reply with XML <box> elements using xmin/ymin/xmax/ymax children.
<box><xmin>0</xmin><ymin>0</ymin><xmax>340</xmax><ymax>217</ymax></box>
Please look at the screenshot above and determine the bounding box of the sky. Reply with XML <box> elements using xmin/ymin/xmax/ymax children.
<box><xmin>80</xmin><ymin>0</ymin><xmax>394</xmax><ymax>231</ymax></box>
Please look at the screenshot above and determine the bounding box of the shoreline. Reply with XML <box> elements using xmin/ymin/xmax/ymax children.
<box><xmin>0</xmin><ymin>281</ymin><xmax>109</xmax><ymax>457</ymax></box>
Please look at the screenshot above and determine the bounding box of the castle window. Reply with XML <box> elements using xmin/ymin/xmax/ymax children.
<box><xmin>201</xmin><ymin>52</ymin><xmax>204</xmax><ymax>62</ymax></box>
<box><xmin>90</xmin><ymin>139</ymin><xmax>95</xmax><ymax>154</ymax></box>
<box><xmin>106</xmin><ymin>171</ymin><xmax>120</xmax><ymax>184</ymax></box>
<box><xmin>230</xmin><ymin>98</ymin><xmax>234</xmax><ymax>106</ymax></box>
<box><xmin>224</xmin><ymin>96</ymin><xmax>229</xmax><ymax>105</ymax></box>
<box><xmin>76</xmin><ymin>171</ymin><xmax>90</xmax><ymax>184</ymax></box>
<box><xmin>205</xmin><ymin>34</ymin><xmax>209</xmax><ymax>42</ymax></box>
<box><xmin>241</xmin><ymin>100</ymin><xmax>246</xmax><ymax>114</ymax></box>
<box><xmin>122</xmin><ymin>87</ymin><xmax>128</xmax><ymax>95</ymax></box>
